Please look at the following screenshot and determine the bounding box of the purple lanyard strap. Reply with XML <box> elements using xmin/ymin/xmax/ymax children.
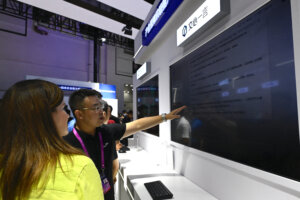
<box><xmin>73</xmin><ymin>128</ymin><xmax>105</xmax><ymax>169</ymax></box>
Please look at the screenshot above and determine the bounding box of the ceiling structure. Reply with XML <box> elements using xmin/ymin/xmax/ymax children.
<box><xmin>1</xmin><ymin>0</ymin><xmax>154</xmax><ymax>50</ymax></box>
<box><xmin>16</xmin><ymin>0</ymin><xmax>153</xmax><ymax>39</ymax></box>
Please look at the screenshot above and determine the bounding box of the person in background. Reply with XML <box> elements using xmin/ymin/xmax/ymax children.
<box><xmin>0</xmin><ymin>80</ymin><xmax>103</xmax><ymax>200</ymax></box>
<box><xmin>119</xmin><ymin>110</ymin><xmax>127</xmax><ymax>123</ymax></box>
<box><xmin>65</xmin><ymin>105</ymin><xmax>73</xmax><ymax>122</ymax></box>
<box><xmin>105</xmin><ymin>105</ymin><xmax>123</xmax><ymax>151</ymax></box>
<box><xmin>101</xmin><ymin>100</ymin><xmax>120</xmax><ymax>184</ymax></box>
<box><xmin>104</xmin><ymin>105</ymin><xmax>122</xmax><ymax>153</ymax></box>
<box><xmin>120</xmin><ymin>110</ymin><xmax>133</xmax><ymax>148</ymax></box>
<box><xmin>108</xmin><ymin>105</ymin><xmax>120</xmax><ymax>124</ymax></box>
<box><xmin>175</xmin><ymin>109</ymin><xmax>192</xmax><ymax>146</ymax></box>
<box><xmin>66</xmin><ymin>105</ymin><xmax>77</xmax><ymax>132</ymax></box>
<box><xmin>122</xmin><ymin>110</ymin><xmax>133</xmax><ymax>124</ymax></box>
<box><xmin>64</xmin><ymin>88</ymin><xmax>185</xmax><ymax>200</ymax></box>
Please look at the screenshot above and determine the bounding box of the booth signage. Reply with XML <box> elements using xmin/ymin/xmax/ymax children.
<box><xmin>137</xmin><ymin>62</ymin><xmax>151</xmax><ymax>80</ymax></box>
<box><xmin>99</xmin><ymin>84</ymin><xmax>117</xmax><ymax>99</ymax></box>
<box><xmin>142</xmin><ymin>0</ymin><xmax>183</xmax><ymax>46</ymax></box>
<box><xmin>58</xmin><ymin>85</ymin><xmax>91</xmax><ymax>91</ymax></box>
<box><xmin>177</xmin><ymin>0</ymin><xmax>229</xmax><ymax>46</ymax></box>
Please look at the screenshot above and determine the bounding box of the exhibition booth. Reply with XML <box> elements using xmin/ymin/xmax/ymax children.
<box><xmin>118</xmin><ymin>0</ymin><xmax>300</xmax><ymax>200</ymax></box>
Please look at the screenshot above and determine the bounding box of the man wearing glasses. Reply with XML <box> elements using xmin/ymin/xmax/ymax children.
<box><xmin>63</xmin><ymin>89</ymin><xmax>185</xmax><ymax>200</ymax></box>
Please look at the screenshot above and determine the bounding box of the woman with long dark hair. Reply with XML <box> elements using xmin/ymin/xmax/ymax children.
<box><xmin>0</xmin><ymin>79</ymin><xmax>103</xmax><ymax>200</ymax></box>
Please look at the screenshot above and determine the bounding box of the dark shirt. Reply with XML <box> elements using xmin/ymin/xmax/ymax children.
<box><xmin>110</xmin><ymin>115</ymin><xmax>120</xmax><ymax>124</ymax></box>
<box><xmin>121</xmin><ymin>115</ymin><xmax>133</xmax><ymax>146</ymax></box>
<box><xmin>122</xmin><ymin>115</ymin><xmax>132</xmax><ymax>124</ymax></box>
<box><xmin>63</xmin><ymin>123</ymin><xmax>126</xmax><ymax>200</ymax></box>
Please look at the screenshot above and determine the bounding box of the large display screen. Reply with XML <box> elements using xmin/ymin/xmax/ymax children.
<box><xmin>170</xmin><ymin>0</ymin><xmax>300</xmax><ymax>181</ymax></box>
<box><xmin>137</xmin><ymin>75</ymin><xmax>159</xmax><ymax>136</ymax></box>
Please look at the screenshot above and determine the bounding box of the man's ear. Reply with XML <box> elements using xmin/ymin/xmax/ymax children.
<box><xmin>74</xmin><ymin>110</ymin><xmax>83</xmax><ymax>119</ymax></box>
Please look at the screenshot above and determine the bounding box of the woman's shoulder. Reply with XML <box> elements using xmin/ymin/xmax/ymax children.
<box><xmin>59</xmin><ymin>154</ymin><xmax>95</xmax><ymax>169</ymax></box>
<box><xmin>49</xmin><ymin>155</ymin><xmax>98</xmax><ymax>188</ymax></box>
<box><xmin>60</xmin><ymin>155</ymin><xmax>93</xmax><ymax>166</ymax></box>
<box><xmin>30</xmin><ymin>154</ymin><xmax>101</xmax><ymax>199</ymax></box>
<box><xmin>69</xmin><ymin>154</ymin><xmax>93</xmax><ymax>162</ymax></box>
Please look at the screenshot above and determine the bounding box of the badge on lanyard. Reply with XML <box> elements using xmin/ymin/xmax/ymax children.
<box><xmin>100</xmin><ymin>171</ymin><xmax>111</xmax><ymax>194</ymax></box>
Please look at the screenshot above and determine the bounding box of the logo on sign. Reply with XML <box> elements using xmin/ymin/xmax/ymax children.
<box><xmin>182</xmin><ymin>25</ymin><xmax>188</xmax><ymax>37</ymax></box>
<box><xmin>142</xmin><ymin>0</ymin><xmax>183</xmax><ymax>46</ymax></box>
<box><xmin>177</xmin><ymin>0</ymin><xmax>227</xmax><ymax>46</ymax></box>
<box><xmin>182</xmin><ymin>17</ymin><xmax>197</xmax><ymax>37</ymax></box>
<box><xmin>144</xmin><ymin>0</ymin><xmax>169</xmax><ymax>38</ymax></box>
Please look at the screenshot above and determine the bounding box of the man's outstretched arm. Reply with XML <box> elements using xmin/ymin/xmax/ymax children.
<box><xmin>122</xmin><ymin>106</ymin><xmax>186</xmax><ymax>139</ymax></box>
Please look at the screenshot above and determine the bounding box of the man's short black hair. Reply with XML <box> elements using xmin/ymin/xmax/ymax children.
<box><xmin>69</xmin><ymin>89</ymin><xmax>102</xmax><ymax>116</ymax></box>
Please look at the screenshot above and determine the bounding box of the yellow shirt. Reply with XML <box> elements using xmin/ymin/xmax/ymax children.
<box><xmin>29</xmin><ymin>154</ymin><xmax>104</xmax><ymax>200</ymax></box>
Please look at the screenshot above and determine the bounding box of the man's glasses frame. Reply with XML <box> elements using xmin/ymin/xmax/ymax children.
<box><xmin>80</xmin><ymin>105</ymin><xmax>104</xmax><ymax>113</ymax></box>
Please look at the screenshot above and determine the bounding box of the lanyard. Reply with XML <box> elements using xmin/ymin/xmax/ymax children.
<box><xmin>72</xmin><ymin>128</ymin><xmax>105</xmax><ymax>170</ymax></box>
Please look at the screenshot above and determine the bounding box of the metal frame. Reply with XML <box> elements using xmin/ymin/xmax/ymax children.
<box><xmin>0</xmin><ymin>0</ymin><xmax>134</xmax><ymax>51</ymax></box>
<box><xmin>0</xmin><ymin>0</ymin><xmax>29</xmax><ymax>36</ymax></box>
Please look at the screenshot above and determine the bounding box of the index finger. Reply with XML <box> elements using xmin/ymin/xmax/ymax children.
<box><xmin>171</xmin><ymin>105</ymin><xmax>187</xmax><ymax>115</ymax></box>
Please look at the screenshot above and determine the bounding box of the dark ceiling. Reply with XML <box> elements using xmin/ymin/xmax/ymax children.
<box><xmin>0</xmin><ymin>0</ymin><xmax>155</xmax><ymax>51</ymax></box>
<box><xmin>64</xmin><ymin>0</ymin><xmax>144</xmax><ymax>30</ymax></box>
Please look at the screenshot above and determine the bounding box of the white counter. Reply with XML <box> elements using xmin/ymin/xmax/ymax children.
<box><xmin>117</xmin><ymin>147</ymin><xmax>218</xmax><ymax>200</ymax></box>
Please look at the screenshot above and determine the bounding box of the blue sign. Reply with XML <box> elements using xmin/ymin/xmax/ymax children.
<box><xmin>142</xmin><ymin>0</ymin><xmax>183</xmax><ymax>46</ymax></box>
<box><xmin>58</xmin><ymin>85</ymin><xmax>91</xmax><ymax>91</ymax></box>
<box><xmin>99</xmin><ymin>83</ymin><xmax>116</xmax><ymax>99</ymax></box>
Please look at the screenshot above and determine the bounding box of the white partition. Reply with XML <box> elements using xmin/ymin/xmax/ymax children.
<box><xmin>132</xmin><ymin>0</ymin><xmax>300</xmax><ymax>199</ymax></box>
